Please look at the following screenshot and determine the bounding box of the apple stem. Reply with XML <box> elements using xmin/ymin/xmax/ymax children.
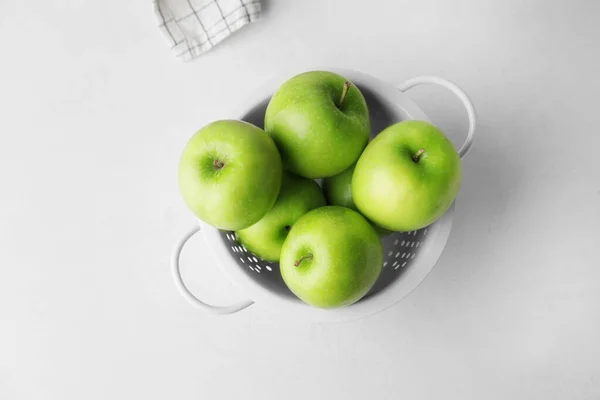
<box><xmin>338</xmin><ymin>81</ymin><xmax>351</xmax><ymax>107</ymax></box>
<box><xmin>213</xmin><ymin>159</ymin><xmax>225</xmax><ymax>169</ymax></box>
<box><xmin>412</xmin><ymin>148</ymin><xmax>426</xmax><ymax>163</ymax></box>
<box><xmin>294</xmin><ymin>253</ymin><xmax>313</xmax><ymax>267</ymax></box>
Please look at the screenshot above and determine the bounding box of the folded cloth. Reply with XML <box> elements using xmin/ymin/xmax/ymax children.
<box><xmin>154</xmin><ymin>0</ymin><xmax>261</xmax><ymax>61</ymax></box>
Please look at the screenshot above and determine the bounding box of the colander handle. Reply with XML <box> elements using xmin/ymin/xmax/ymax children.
<box><xmin>171</xmin><ymin>226</ymin><xmax>254</xmax><ymax>315</ymax></box>
<box><xmin>398</xmin><ymin>76</ymin><xmax>477</xmax><ymax>158</ymax></box>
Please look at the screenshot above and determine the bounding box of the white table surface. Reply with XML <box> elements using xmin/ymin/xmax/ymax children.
<box><xmin>2</xmin><ymin>0</ymin><xmax>599</xmax><ymax>399</ymax></box>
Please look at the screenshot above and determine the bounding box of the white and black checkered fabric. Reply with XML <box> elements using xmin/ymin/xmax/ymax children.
<box><xmin>154</xmin><ymin>0</ymin><xmax>261</xmax><ymax>61</ymax></box>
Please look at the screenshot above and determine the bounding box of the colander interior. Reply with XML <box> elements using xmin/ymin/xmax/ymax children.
<box><xmin>224</xmin><ymin>82</ymin><xmax>431</xmax><ymax>302</ymax></box>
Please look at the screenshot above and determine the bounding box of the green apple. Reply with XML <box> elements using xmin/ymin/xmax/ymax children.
<box><xmin>323</xmin><ymin>164</ymin><xmax>392</xmax><ymax>236</ymax></box>
<box><xmin>322</xmin><ymin>163</ymin><xmax>357</xmax><ymax>210</ymax></box>
<box><xmin>264</xmin><ymin>71</ymin><xmax>370</xmax><ymax>178</ymax></box>
<box><xmin>235</xmin><ymin>174</ymin><xmax>326</xmax><ymax>262</ymax></box>
<box><xmin>179</xmin><ymin>120</ymin><xmax>282</xmax><ymax>231</ymax></box>
<box><xmin>352</xmin><ymin>120</ymin><xmax>461</xmax><ymax>231</ymax></box>
<box><xmin>280</xmin><ymin>206</ymin><xmax>383</xmax><ymax>308</ymax></box>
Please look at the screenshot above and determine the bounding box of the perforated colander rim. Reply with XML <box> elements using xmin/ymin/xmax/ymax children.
<box><xmin>199</xmin><ymin>204</ymin><xmax>454</xmax><ymax>322</ymax></box>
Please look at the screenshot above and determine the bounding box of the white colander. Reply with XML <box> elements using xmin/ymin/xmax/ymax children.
<box><xmin>171</xmin><ymin>69</ymin><xmax>476</xmax><ymax>322</ymax></box>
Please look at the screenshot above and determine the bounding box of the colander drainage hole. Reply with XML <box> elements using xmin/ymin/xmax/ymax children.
<box><xmin>266</xmin><ymin>266</ymin><xmax>272</xmax><ymax>271</ymax></box>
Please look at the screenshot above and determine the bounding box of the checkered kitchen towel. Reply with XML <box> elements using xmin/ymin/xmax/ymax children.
<box><xmin>154</xmin><ymin>0</ymin><xmax>261</xmax><ymax>61</ymax></box>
